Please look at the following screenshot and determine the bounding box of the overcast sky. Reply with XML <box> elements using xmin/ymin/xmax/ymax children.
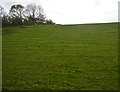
<box><xmin>0</xmin><ymin>0</ymin><xmax>119</xmax><ymax>24</ymax></box>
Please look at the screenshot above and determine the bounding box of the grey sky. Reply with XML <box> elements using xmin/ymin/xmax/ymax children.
<box><xmin>0</xmin><ymin>0</ymin><xmax>119</xmax><ymax>24</ymax></box>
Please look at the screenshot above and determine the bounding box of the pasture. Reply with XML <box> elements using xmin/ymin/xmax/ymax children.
<box><xmin>2</xmin><ymin>23</ymin><xmax>118</xmax><ymax>90</ymax></box>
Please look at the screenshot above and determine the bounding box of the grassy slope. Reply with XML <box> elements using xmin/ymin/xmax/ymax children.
<box><xmin>2</xmin><ymin>23</ymin><xmax>118</xmax><ymax>90</ymax></box>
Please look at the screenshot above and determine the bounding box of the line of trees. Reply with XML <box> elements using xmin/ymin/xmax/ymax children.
<box><xmin>0</xmin><ymin>4</ymin><xmax>55</xmax><ymax>27</ymax></box>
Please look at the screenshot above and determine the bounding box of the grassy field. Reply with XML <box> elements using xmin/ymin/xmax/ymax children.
<box><xmin>2</xmin><ymin>23</ymin><xmax>118</xmax><ymax>90</ymax></box>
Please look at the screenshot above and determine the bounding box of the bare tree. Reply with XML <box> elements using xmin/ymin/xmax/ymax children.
<box><xmin>25</xmin><ymin>4</ymin><xmax>46</xmax><ymax>24</ymax></box>
<box><xmin>26</xmin><ymin>4</ymin><xmax>36</xmax><ymax>17</ymax></box>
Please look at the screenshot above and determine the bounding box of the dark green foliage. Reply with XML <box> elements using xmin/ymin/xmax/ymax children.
<box><xmin>46</xmin><ymin>19</ymin><xmax>55</xmax><ymax>24</ymax></box>
<box><xmin>10</xmin><ymin>4</ymin><xmax>24</xmax><ymax>12</ymax></box>
<box><xmin>9</xmin><ymin>4</ymin><xmax>24</xmax><ymax>25</ymax></box>
<box><xmin>2</xmin><ymin>15</ymin><xmax>10</xmax><ymax>26</ymax></box>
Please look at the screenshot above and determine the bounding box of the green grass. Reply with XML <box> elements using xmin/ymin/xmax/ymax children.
<box><xmin>2</xmin><ymin>23</ymin><xmax>118</xmax><ymax>90</ymax></box>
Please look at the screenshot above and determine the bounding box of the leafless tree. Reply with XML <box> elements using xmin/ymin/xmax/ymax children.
<box><xmin>25</xmin><ymin>4</ymin><xmax>46</xmax><ymax>24</ymax></box>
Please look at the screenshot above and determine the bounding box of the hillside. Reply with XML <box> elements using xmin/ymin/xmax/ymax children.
<box><xmin>2</xmin><ymin>23</ymin><xmax>118</xmax><ymax>90</ymax></box>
